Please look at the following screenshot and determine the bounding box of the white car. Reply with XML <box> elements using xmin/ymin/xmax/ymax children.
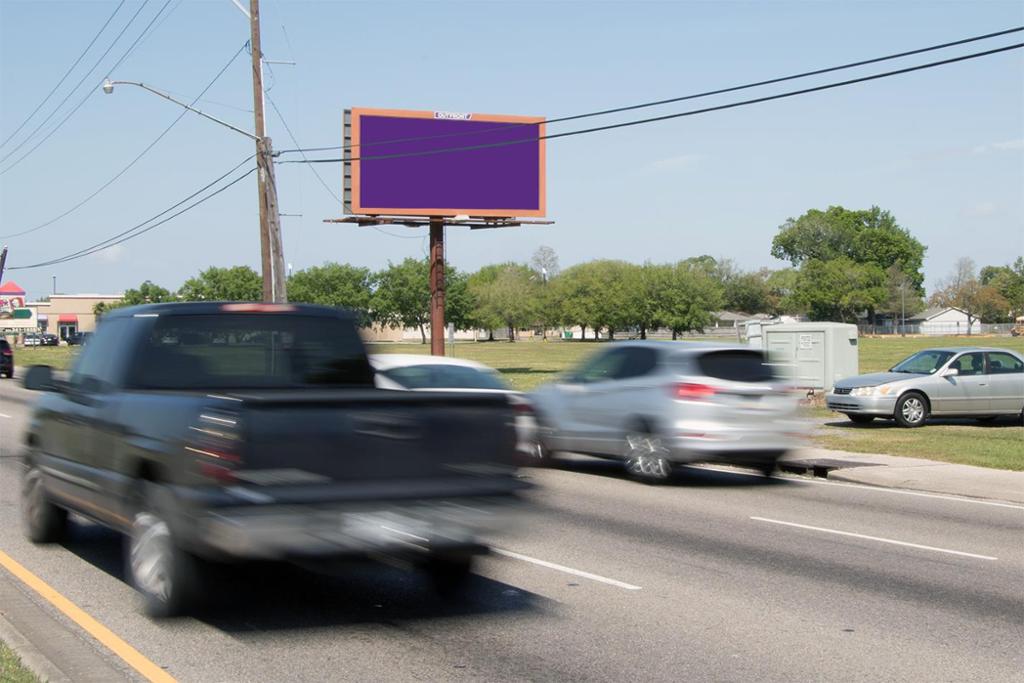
<box><xmin>370</xmin><ymin>354</ymin><xmax>540</xmax><ymax>459</ymax></box>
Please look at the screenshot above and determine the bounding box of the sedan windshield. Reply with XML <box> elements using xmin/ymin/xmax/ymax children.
<box><xmin>891</xmin><ymin>350</ymin><xmax>955</xmax><ymax>374</ymax></box>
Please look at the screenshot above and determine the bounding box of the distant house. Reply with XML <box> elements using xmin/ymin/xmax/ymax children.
<box><xmin>907</xmin><ymin>306</ymin><xmax>981</xmax><ymax>335</ymax></box>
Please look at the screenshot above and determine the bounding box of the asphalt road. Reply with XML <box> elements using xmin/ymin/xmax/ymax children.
<box><xmin>1</xmin><ymin>384</ymin><xmax>1022</xmax><ymax>682</ymax></box>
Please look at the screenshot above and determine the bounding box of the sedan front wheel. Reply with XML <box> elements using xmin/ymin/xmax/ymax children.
<box><xmin>894</xmin><ymin>393</ymin><xmax>928</xmax><ymax>428</ymax></box>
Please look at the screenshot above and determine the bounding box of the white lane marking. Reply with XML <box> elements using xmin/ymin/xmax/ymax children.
<box><xmin>493</xmin><ymin>548</ymin><xmax>642</xmax><ymax>590</ymax></box>
<box><xmin>750</xmin><ymin>516</ymin><xmax>998</xmax><ymax>561</ymax></box>
<box><xmin>694</xmin><ymin>464</ymin><xmax>1024</xmax><ymax>511</ymax></box>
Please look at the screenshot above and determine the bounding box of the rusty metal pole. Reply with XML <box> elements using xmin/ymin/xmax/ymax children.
<box><xmin>429</xmin><ymin>217</ymin><xmax>445</xmax><ymax>356</ymax></box>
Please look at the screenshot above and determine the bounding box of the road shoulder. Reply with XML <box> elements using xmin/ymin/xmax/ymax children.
<box><xmin>782</xmin><ymin>447</ymin><xmax>1024</xmax><ymax>505</ymax></box>
<box><xmin>0</xmin><ymin>571</ymin><xmax>135</xmax><ymax>682</ymax></box>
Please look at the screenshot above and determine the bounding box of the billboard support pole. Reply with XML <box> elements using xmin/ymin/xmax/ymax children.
<box><xmin>429</xmin><ymin>217</ymin><xmax>446</xmax><ymax>356</ymax></box>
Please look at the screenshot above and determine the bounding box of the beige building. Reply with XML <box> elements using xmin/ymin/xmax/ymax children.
<box><xmin>31</xmin><ymin>294</ymin><xmax>123</xmax><ymax>340</ymax></box>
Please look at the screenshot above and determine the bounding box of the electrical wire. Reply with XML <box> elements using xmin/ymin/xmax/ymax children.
<box><xmin>276</xmin><ymin>25</ymin><xmax>1023</xmax><ymax>156</ymax></box>
<box><xmin>8</xmin><ymin>156</ymin><xmax>256</xmax><ymax>270</ymax></box>
<box><xmin>0</xmin><ymin>0</ymin><xmax>176</xmax><ymax>176</ymax></box>
<box><xmin>0</xmin><ymin>0</ymin><xmax>153</xmax><ymax>166</ymax></box>
<box><xmin>0</xmin><ymin>0</ymin><xmax>127</xmax><ymax>150</ymax></box>
<box><xmin>277</xmin><ymin>41</ymin><xmax>1024</xmax><ymax>166</ymax></box>
<box><xmin>1</xmin><ymin>41</ymin><xmax>250</xmax><ymax>240</ymax></box>
<box><xmin>265</xmin><ymin>92</ymin><xmax>422</xmax><ymax>240</ymax></box>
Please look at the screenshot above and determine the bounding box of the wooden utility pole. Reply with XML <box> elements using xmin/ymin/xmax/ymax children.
<box><xmin>429</xmin><ymin>218</ymin><xmax>445</xmax><ymax>355</ymax></box>
<box><xmin>249</xmin><ymin>0</ymin><xmax>286</xmax><ymax>302</ymax></box>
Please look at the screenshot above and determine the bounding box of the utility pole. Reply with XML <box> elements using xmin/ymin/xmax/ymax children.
<box><xmin>901</xmin><ymin>282</ymin><xmax>906</xmax><ymax>337</ymax></box>
<box><xmin>0</xmin><ymin>246</ymin><xmax>8</xmax><ymax>284</ymax></box>
<box><xmin>249</xmin><ymin>0</ymin><xmax>286</xmax><ymax>302</ymax></box>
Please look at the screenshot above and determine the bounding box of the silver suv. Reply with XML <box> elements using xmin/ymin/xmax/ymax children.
<box><xmin>529</xmin><ymin>342</ymin><xmax>802</xmax><ymax>480</ymax></box>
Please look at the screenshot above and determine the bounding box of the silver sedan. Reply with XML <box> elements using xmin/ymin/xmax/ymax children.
<box><xmin>826</xmin><ymin>347</ymin><xmax>1024</xmax><ymax>427</ymax></box>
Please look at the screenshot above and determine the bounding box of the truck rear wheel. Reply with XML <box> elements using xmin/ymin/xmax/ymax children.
<box><xmin>128</xmin><ymin>484</ymin><xmax>204</xmax><ymax>618</ymax></box>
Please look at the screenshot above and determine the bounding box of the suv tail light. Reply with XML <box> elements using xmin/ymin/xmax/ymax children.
<box><xmin>673</xmin><ymin>382</ymin><xmax>717</xmax><ymax>400</ymax></box>
<box><xmin>186</xmin><ymin>410</ymin><xmax>244</xmax><ymax>483</ymax></box>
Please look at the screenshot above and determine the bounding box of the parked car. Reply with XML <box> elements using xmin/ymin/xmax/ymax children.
<box><xmin>370</xmin><ymin>354</ymin><xmax>540</xmax><ymax>460</ymax></box>
<box><xmin>66</xmin><ymin>331</ymin><xmax>93</xmax><ymax>346</ymax></box>
<box><xmin>22</xmin><ymin>333</ymin><xmax>42</xmax><ymax>347</ymax></box>
<box><xmin>21</xmin><ymin>303</ymin><xmax>528</xmax><ymax>617</ymax></box>
<box><xmin>529</xmin><ymin>342</ymin><xmax>803</xmax><ymax>480</ymax></box>
<box><xmin>826</xmin><ymin>347</ymin><xmax>1024</xmax><ymax>427</ymax></box>
<box><xmin>41</xmin><ymin>333</ymin><xmax>60</xmax><ymax>346</ymax></box>
<box><xmin>0</xmin><ymin>339</ymin><xmax>13</xmax><ymax>378</ymax></box>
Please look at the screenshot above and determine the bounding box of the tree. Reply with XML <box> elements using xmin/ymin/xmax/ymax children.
<box><xmin>771</xmin><ymin>206</ymin><xmax>926</xmax><ymax>321</ymax></box>
<box><xmin>930</xmin><ymin>258</ymin><xmax>978</xmax><ymax>327</ymax></box>
<box><xmin>765</xmin><ymin>268</ymin><xmax>800</xmax><ymax>316</ymax></box>
<box><xmin>372</xmin><ymin>258</ymin><xmax>431</xmax><ymax>343</ymax></box>
<box><xmin>552</xmin><ymin>262</ymin><xmax>605</xmax><ymax>340</ymax></box>
<box><xmin>722</xmin><ymin>269</ymin><xmax>770</xmax><ymax>314</ymax></box>
<box><xmin>530</xmin><ymin>246</ymin><xmax>560</xmax><ymax>281</ymax></box>
<box><xmin>657</xmin><ymin>260</ymin><xmax>723</xmax><ymax>338</ymax></box>
<box><xmin>179</xmin><ymin>266</ymin><xmax>261</xmax><ymax>302</ymax></box>
<box><xmin>980</xmin><ymin>257</ymin><xmax>1024</xmax><ymax>318</ymax></box>
<box><xmin>288</xmin><ymin>263</ymin><xmax>373</xmax><ymax>326</ymax></box>
<box><xmin>469</xmin><ymin>263</ymin><xmax>540</xmax><ymax>340</ymax></box>
<box><xmin>95</xmin><ymin>280</ymin><xmax>174</xmax><ymax>318</ymax></box>
<box><xmin>791</xmin><ymin>258</ymin><xmax>887</xmax><ymax>322</ymax></box>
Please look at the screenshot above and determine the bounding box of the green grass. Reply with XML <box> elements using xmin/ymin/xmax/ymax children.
<box><xmin>0</xmin><ymin>640</ymin><xmax>40</xmax><ymax>683</ymax></box>
<box><xmin>815</xmin><ymin>418</ymin><xmax>1024</xmax><ymax>471</ymax></box>
<box><xmin>372</xmin><ymin>336</ymin><xmax>1024</xmax><ymax>469</ymax></box>
<box><xmin>12</xmin><ymin>346</ymin><xmax>78</xmax><ymax>371</ymax></box>
<box><xmin>857</xmin><ymin>335</ymin><xmax>1024</xmax><ymax>374</ymax></box>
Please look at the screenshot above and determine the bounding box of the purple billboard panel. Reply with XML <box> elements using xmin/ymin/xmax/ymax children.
<box><xmin>347</xmin><ymin>108</ymin><xmax>546</xmax><ymax>217</ymax></box>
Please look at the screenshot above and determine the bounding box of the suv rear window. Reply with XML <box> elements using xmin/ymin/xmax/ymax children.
<box><xmin>695</xmin><ymin>350</ymin><xmax>776</xmax><ymax>383</ymax></box>
<box><xmin>131</xmin><ymin>314</ymin><xmax>373</xmax><ymax>389</ymax></box>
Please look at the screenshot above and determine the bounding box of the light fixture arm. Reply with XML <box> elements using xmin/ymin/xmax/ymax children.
<box><xmin>102</xmin><ymin>79</ymin><xmax>258</xmax><ymax>141</ymax></box>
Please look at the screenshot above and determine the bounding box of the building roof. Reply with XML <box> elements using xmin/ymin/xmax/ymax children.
<box><xmin>907</xmin><ymin>306</ymin><xmax>968</xmax><ymax>322</ymax></box>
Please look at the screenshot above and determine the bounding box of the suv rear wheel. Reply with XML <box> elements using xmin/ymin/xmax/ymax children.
<box><xmin>624</xmin><ymin>431</ymin><xmax>673</xmax><ymax>482</ymax></box>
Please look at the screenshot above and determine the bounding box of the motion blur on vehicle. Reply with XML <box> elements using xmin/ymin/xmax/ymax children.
<box><xmin>20</xmin><ymin>303</ymin><xmax>529</xmax><ymax>617</ymax></box>
<box><xmin>529</xmin><ymin>342</ymin><xmax>805</xmax><ymax>479</ymax></box>
<box><xmin>370</xmin><ymin>353</ymin><xmax>542</xmax><ymax>461</ymax></box>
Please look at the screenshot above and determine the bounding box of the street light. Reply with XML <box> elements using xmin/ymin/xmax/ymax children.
<box><xmin>100</xmin><ymin>78</ymin><xmax>286</xmax><ymax>302</ymax></box>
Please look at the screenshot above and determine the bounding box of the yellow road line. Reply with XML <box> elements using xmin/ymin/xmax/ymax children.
<box><xmin>0</xmin><ymin>549</ymin><xmax>177</xmax><ymax>683</ymax></box>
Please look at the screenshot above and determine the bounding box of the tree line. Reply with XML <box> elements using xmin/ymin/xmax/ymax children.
<box><xmin>96</xmin><ymin>205</ymin><xmax>1024</xmax><ymax>338</ymax></box>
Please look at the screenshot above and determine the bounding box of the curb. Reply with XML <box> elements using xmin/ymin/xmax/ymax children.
<box><xmin>0</xmin><ymin>611</ymin><xmax>72</xmax><ymax>683</ymax></box>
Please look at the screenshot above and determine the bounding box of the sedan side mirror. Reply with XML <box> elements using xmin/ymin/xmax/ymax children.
<box><xmin>941</xmin><ymin>367</ymin><xmax>959</xmax><ymax>378</ymax></box>
<box><xmin>23</xmin><ymin>364</ymin><xmax>61</xmax><ymax>392</ymax></box>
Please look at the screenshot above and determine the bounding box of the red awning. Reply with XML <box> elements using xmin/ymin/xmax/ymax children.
<box><xmin>57</xmin><ymin>314</ymin><xmax>78</xmax><ymax>323</ymax></box>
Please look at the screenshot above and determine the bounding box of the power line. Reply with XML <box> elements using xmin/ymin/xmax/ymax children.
<box><xmin>278</xmin><ymin>41</ymin><xmax>1024</xmax><ymax>167</ymax></box>
<box><xmin>0</xmin><ymin>0</ymin><xmax>153</xmax><ymax>166</ymax></box>
<box><xmin>9</xmin><ymin>156</ymin><xmax>255</xmax><ymax>270</ymax></box>
<box><xmin>0</xmin><ymin>0</ymin><xmax>127</xmax><ymax>150</ymax></box>
<box><xmin>264</xmin><ymin>73</ymin><xmax>422</xmax><ymax>241</ymax></box>
<box><xmin>0</xmin><ymin>0</ymin><xmax>175</xmax><ymax>176</ymax></box>
<box><xmin>0</xmin><ymin>41</ymin><xmax>249</xmax><ymax>240</ymax></box>
<box><xmin>276</xmin><ymin>26</ymin><xmax>1022</xmax><ymax>156</ymax></box>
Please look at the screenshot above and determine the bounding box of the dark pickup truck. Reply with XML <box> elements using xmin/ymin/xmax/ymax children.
<box><xmin>21</xmin><ymin>302</ymin><xmax>527</xmax><ymax>616</ymax></box>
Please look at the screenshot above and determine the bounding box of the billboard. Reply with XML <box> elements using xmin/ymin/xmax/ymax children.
<box><xmin>344</xmin><ymin>108</ymin><xmax>545</xmax><ymax>217</ymax></box>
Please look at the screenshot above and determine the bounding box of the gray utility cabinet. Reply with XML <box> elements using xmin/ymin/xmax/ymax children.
<box><xmin>762</xmin><ymin>322</ymin><xmax>859</xmax><ymax>391</ymax></box>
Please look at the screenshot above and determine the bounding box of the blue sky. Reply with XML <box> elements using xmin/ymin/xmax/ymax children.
<box><xmin>1</xmin><ymin>0</ymin><xmax>1021</xmax><ymax>301</ymax></box>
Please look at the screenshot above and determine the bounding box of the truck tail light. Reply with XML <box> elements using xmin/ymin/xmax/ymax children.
<box><xmin>673</xmin><ymin>382</ymin><xmax>717</xmax><ymax>400</ymax></box>
<box><xmin>186</xmin><ymin>410</ymin><xmax>244</xmax><ymax>484</ymax></box>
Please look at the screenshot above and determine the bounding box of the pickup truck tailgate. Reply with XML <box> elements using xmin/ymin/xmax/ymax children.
<box><xmin>232</xmin><ymin>390</ymin><xmax>517</xmax><ymax>483</ymax></box>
